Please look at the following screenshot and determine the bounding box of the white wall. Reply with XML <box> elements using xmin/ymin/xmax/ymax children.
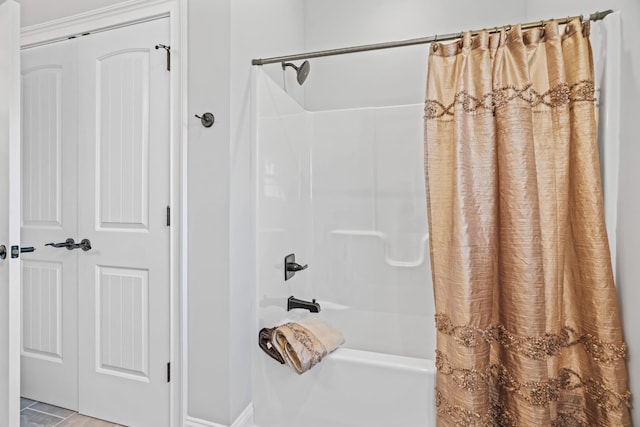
<box><xmin>20</xmin><ymin>0</ymin><xmax>129</xmax><ymax>26</ymax></box>
<box><xmin>186</xmin><ymin>0</ymin><xmax>232</xmax><ymax>423</ymax></box>
<box><xmin>303</xmin><ymin>0</ymin><xmax>526</xmax><ymax>111</ymax></box>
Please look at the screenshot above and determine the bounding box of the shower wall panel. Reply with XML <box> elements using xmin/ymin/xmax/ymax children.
<box><xmin>256</xmin><ymin>71</ymin><xmax>313</xmax><ymax>321</ymax></box>
<box><xmin>256</xmin><ymin>70</ymin><xmax>434</xmax><ymax>359</ymax></box>
<box><xmin>311</xmin><ymin>104</ymin><xmax>433</xmax><ymax>358</ymax></box>
<box><xmin>255</xmin><ymin>68</ymin><xmax>436</xmax><ymax>427</ymax></box>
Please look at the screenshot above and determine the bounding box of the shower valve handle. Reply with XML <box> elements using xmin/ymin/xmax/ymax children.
<box><xmin>284</xmin><ymin>253</ymin><xmax>308</xmax><ymax>281</ymax></box>
<box><xmin>286</xmin><ymin>262</ymin><xmax>308</xmax><ymax>272</ymax></box>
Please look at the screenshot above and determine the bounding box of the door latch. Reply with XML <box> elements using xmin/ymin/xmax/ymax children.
<box><xmin>0</xmin><ymin>245</ymin><xmax>31</xmax><ymax>259</ymax></box>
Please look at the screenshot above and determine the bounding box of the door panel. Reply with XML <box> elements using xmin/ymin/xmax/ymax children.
<box><xmin>21</xmin><ymin>260</ymin><xmax>63</xmax><ymax>361</ymax></box>
<box><xmin>96</xmin><ymin>49</ymin><xmax>150</xmax><ymax>230</ymax></box>
<box><xmin>22</xmin><ymin>66</ymin><xmax>63</xmax><ymax>227</ymax></box>
<box><xmin>78</xmin><ymin>18</ymin><xmax>170</xmax><ymax>427</ymax></box>
<box><xmin>21</xmin><ymin>40</ymin><xmax>79</xmax><ymax>411</ymax></box>
<box><xmin>96</xmin><ymin>266</ymin><xmax>149</xmax><ymax>380</ymax></box>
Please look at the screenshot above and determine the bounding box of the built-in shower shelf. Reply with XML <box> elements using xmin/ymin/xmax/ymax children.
<box><xmin>329</xmin><ymin>229</ymin><xmax>429</xmax><ymax>267</ymax></box>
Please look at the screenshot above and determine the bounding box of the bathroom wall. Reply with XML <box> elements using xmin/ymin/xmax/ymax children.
<box><xmin>185</xmin><ymin>0</ymin><xmax>232</xmax><ymax>423</ymax></box>
<box><xmin>303</xmin><ymin>0</ymin><xmax>527</xmax><ymax>111</ymax></box>
<box><xmin>20</xmin><ymin>0</ymin><xmax>129</xmax><ymax>26</ymax></box>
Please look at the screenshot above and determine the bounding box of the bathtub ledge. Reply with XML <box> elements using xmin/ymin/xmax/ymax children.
<box><xmin>329</xmin><ymin>347</ymin><xmax>435</xmax><ymax>373</ymax></box>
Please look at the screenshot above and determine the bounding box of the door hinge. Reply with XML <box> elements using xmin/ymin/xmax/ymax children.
<box><xmin>166</xmin><ymin>206</ymin><xmax>171</xmax><ymax>226</ymax></box>
<box><xmin>167</xmin><ymin>362</ymin><xmax>171</xmax><ymax>382</ymax></box>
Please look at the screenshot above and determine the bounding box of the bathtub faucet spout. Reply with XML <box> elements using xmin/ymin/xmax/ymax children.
<box><xmin>287</xmin><ymin>296</ymin><xmax>321</xmax><ymax>313</ymax></box>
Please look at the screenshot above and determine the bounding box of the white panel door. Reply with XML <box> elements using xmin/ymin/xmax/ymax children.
<box><xmin>0</xmin><ymin>1</ymin><xmax>22</xmax><ymax>425</ymax></box>
<box><xmin>77</xmin><ymin>18</ymin><xmax>170</xmax><ymax>427</ymax></box>
<box><xmin>20</xmin><ymin>39</ymin><xmax>79</xmax><ymax>411</ymax></box>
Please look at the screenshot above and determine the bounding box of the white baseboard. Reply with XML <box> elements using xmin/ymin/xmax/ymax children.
<box><xmin>184</xmin><ymin>403</ymin><xmax>254</xmax><ymax>427</ymax></box>
<box><xmin>232</xmin><ymin>404</ymin><xmax>254</xmax><ymax>427</ymax></box>
<box><xmin>184</xmin><ymin>417</ymin><xmax>221</xmax><ymax>427</ymax></box>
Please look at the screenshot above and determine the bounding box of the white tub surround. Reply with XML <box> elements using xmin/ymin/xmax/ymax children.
<box><xmin>254</xmin><ymin>69</ymin><xmax>435</xmax><ymax>426</ymax></box>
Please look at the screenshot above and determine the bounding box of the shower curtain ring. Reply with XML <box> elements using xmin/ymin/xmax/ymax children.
<box><xmin>432</xmin><ymin>34</ymin><xmax>438</xmax><ymax>52</ymax></box>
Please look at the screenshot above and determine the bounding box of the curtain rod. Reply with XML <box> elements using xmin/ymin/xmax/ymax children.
<box><xmin>251</xmin><ymin>9</ymin><xmax>613</xmax><ymax>66</ymax></box>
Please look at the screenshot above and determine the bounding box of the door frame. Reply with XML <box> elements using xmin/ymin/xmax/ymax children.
<box><xmin>20</xmin><ymin>1</ymin><xmax>187</xmax><ymax>426</ymax></box>
<box><xmin>1</xmin><ymin>0</ymin><xmax>22</xmax><ymax>425</ymax></box>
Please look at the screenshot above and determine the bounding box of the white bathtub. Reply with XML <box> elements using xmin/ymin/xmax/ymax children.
<box><xmin>253</xmin><ymin>342</ymin><xmax>436</xmax><ymax>427</ymax></box>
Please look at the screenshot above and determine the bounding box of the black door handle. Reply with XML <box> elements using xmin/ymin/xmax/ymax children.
<box><xmin>45</xmin><ymin>238</ymin><xmax>91</xmax><ymax>251</ymax></box>
<box><xmin>20</xmin><ymin>247</ymin><xmax>35</xmax><ymax>253</ymax></box>
<box><xmin>46</xmin><ymin>238</ymin><xmax>76</xmax><ymax>249</ymax></box>
<box><xmin>76</xmin><ymin>239</ymin><xmax>92</xmax><ymax>251</ymax></box>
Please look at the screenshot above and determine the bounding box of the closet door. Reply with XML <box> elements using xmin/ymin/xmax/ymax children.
<box><xmin>0</xmin><ymin>1</ymin><xmax>22</xmax><ymax>424</ymax></box>
<box><xmin>77</xmin><ymin>18</ymin><xmax>171</xmax><ymax>427</ymax></box>
<box><xmin>21</xmin><ymin>39</ymin><xmax>79</xmax><ymax>411</ymax></box>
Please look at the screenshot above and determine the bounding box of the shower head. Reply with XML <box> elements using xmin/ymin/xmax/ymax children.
<box><xmin>282</xmin><ymin>60</ymin><xmax>311</xmax><ymax>85</ymax></box>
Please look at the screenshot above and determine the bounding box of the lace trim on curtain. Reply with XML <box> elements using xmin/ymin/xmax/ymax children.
<box><xmin>424</xmin><ymin>80</ymin><xmax>595</xmax><ymax>119</ymax></box>
<box><xmin>435</xmin><ymin>313</ymin><xmax>627</xmax><ymax>364</ymax></box>
<box><xmin>435</xmin><ymin>390</ymin><xmax>590</xmax><ymax>427</ymax></box>
<box><xmin>436</xmin><ymin>350</ymin><xmax>631</xmax><ymax>411</ymax></box>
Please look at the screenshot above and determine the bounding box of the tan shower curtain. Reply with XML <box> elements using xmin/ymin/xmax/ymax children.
<box><xmin>424</xmin><ymin>19</ymin><xmax>631</xmax><ymax>426</ymax></box>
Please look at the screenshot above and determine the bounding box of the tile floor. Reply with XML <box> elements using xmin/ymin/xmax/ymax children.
<box><xmin>20</xmin><ymin>398</ymin><xmax>126</xmax><ymax>427</ymax></box>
